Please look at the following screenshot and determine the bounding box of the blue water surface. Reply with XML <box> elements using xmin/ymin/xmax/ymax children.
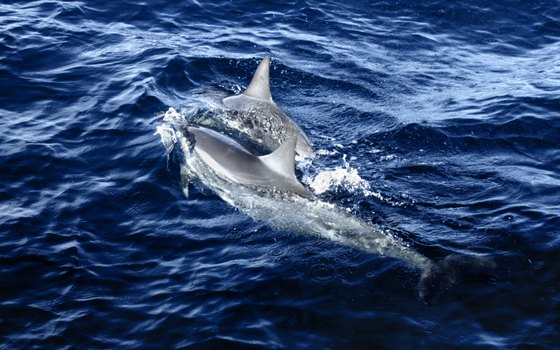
<box><xmin>1</xmin><ymin>1</ymin><xmax>559</xmax><ymax>348</ymax></box>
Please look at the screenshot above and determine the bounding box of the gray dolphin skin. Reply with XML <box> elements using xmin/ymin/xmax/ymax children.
<box><xmin>184</xmin><ymin>124</ymin><xmax>312</xmax><ymax>198</ymax></box>
<box><xmin>222</xmin><ymin>56</ymin><xmax>314</xmax><ymax>159</ymax></box>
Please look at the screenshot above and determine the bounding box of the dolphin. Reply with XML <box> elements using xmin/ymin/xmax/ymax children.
<box><xmin>222</xmin><ymin>56</ymin><xmax>314</xmax><ymax>159</ymax></box>
<box><xmin>158</xmin><ymin>109</ymin><xmax>495</xmax><ymax>304</ymax></box>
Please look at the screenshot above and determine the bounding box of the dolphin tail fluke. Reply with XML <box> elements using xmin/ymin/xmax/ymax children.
<box><xmin>418</xmin><ymin>254</ymin><xmax>496</xmax><ymax>305</ymax></box>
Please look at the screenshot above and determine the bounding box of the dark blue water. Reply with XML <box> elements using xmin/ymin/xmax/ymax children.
<box><xmin>2</xmin><ymin>1</ymin><xmax>559</xmax><ymax>348</ymax></box>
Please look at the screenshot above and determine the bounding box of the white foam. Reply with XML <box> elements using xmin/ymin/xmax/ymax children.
<box><xmin>307</xmin><ymin>166</ymin><xmax>368</xmax><ymax>195</ymax></box>
<box><xmin>304</xmin><ymin>153</ymin><xmax>376</xmax><ymax>198</ymax></box>
<box><xmin>154</xmin><ymin>107</ymin><xmax>190</xmax><ymax>154</ymax></box>
<box><xmin>315</xmin><ymin>148</ymin><xmax>339</xmax><ymax>156</ymax></box>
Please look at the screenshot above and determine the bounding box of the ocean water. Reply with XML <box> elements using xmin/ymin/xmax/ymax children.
<box><xmin>1</xmin><ymin>0</ymin><xmax>559</xmax><ymax>349</ymax></box>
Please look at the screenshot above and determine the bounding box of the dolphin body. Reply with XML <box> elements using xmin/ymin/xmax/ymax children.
<box><xmin>167</xmin><ymin>119</ymin><xmax>430</xmax><ymax>274</ymax></box>
<box><xmin>222</xmin><ymin>57</ymin><xmax>314</xmax><ymax>159</ymax></box>
<box><xmin>158</xmin><ymin>109</ymin><xmax>494</xmax><ymax>303</ymax></box>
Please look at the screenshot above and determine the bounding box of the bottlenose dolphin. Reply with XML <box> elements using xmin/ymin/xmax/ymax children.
<box><xmin>222</xmin><ymin>56</ymin><xmax>314</xmax><ymax>159</ymax></box>
<box><xmin>158</xmin><ymin>109</ymin><xmax>495</xmax><ymax>304</ymax></box>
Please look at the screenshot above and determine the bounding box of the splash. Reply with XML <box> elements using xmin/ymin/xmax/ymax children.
<box><xmin>305</xmin><ymin>155</ymin><xmax>373</xmax><ymax>196</ymax></box>
<box><xmin>154</xmin><ymin>107</ymin><xmax>186</xmax><ymax>154</ymax></box>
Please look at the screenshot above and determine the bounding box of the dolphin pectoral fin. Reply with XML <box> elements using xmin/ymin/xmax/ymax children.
<box><xmin>244</xmin><ymin>56</ymin><xmax>273</xmax><ymax>102</ymax></box>
<box><xmin>418</xmin><ymin>254</ymin><xmax>497</xmax><ymax>305</ymax></box>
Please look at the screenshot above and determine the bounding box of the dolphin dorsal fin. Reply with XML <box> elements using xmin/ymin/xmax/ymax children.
<box><xmin>260</xmin><ymin>136</ymin><xmax>297</xmax><ymax>178</ymax></box>
<box><xmin>243</xmin><ymin>56</ymin><xmax>273</xmax><ymax>102</ymax></box>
